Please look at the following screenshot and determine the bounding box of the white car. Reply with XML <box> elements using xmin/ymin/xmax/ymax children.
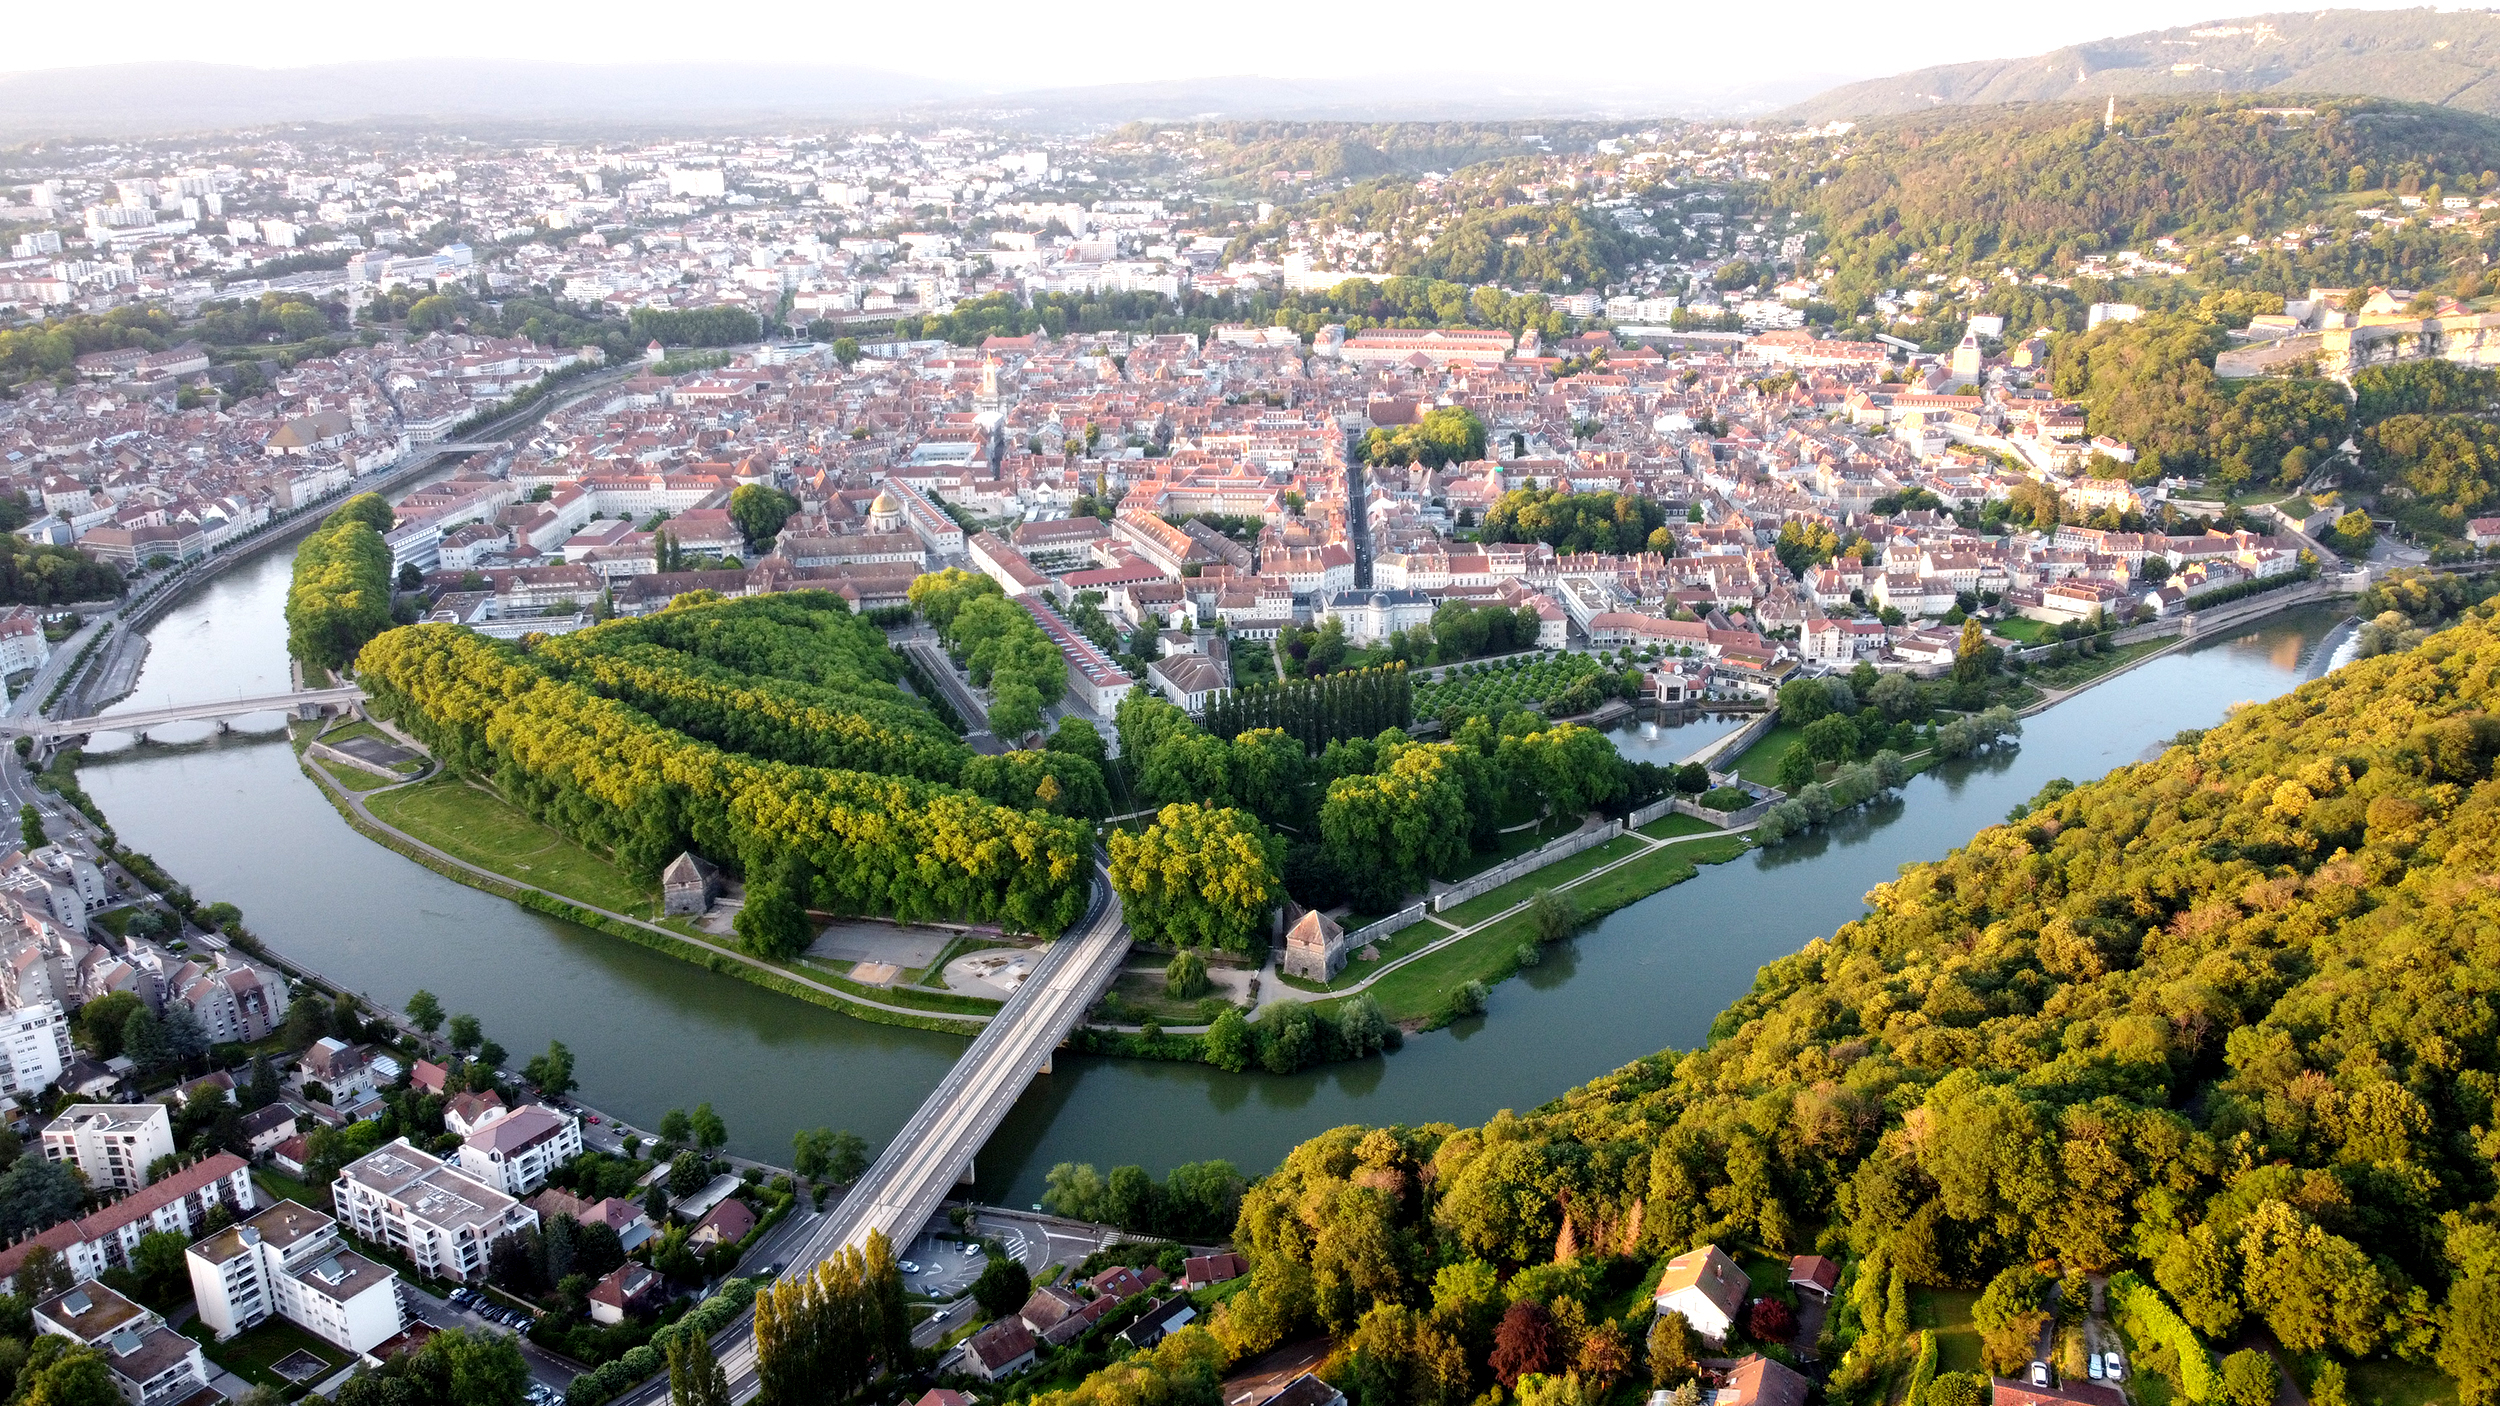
<box><xmin>2089</xmin><ymin>1356</ymin><xmax>2104</xmax><ymax>1381</ymax></box>
<box><xmin>2029</xmin><ymin>1363</ymin><xmax>2050</xmax><ymax>1388</ymax></box>
<box><xmin>2104</xmin><ymin>1354</ymin><xmax>2125</xmax><ymax>1382</ymax></box>
<box><xmin>962</xmin><ymin>1243</ymin><xmax>982</xmax><ymax>1258</ymax></box>
<box><xmin>899</xmin><ymin>1261</ymin><xmax>920</xmax><ymax>1274</ymax></box>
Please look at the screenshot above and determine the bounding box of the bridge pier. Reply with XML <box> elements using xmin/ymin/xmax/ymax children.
<box><xmin>957</xmin><ymin>1159</ymin><xmax>976</xmax><ymax>1187</ymax></box>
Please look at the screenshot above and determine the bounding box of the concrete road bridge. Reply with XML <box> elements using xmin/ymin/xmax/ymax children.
<box><xmin>0</xmin><ymin>686</ymin><xmax>366</xmax><ymax>740</ymax></box>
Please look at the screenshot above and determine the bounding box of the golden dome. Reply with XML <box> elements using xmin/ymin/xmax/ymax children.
<box><xmin>869</xmin><ymin>489</ymin><xmax>900</xmax><ymax>515</ymax></box>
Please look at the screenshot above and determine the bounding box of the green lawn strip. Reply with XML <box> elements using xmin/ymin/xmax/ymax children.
<box><xmin>787</xmin><ymin>957</ymin><xmax>1002</xmax><ymax>1015</ymax></box>
<box><xmin>1439</xmin><ymin>813</ymin><xmax>1587</xmax><ymax>883</ymax></box>
<box><xmin>1564</xmin><ymin>836</ymin><xmax>1747</xmax><ymax>915</ymax></box>
<box><xmin>1636</xmin><ymin>811</ymin><xmax>1720</xmax><ymax>841</ymax></box>
<box><xmin>2026</xmin><ymin>637</ymin><xmax>2175</xmax><ymax>691</ymax></box>
<box><xmin>1991</xmin><ymin>617</ymin><xmax>2048</xmax><ymax>643</ymax></box>
<box><xmin>252</xmin><ymin>1167</ymin><xmax>320</xmax><ymax>1207</ymax></box>
<box><xmin>316</xmin><ymin>719</ymin><xmax>387</xmax><ymax>747</ymax></box>
<box><xmin>1732</xmin><ymin>723</ymin><xmax>1807</xmax><ymax>786</ymax></box>
<box><xmin>315</xmin><ymin>757</ymin><xmax>399</xmax><ymax>792</ymax></box>
<box><xmin>1271</xmin><ymin>915</ymin><xmax>1458</xmax><ymax>995</ymax></box>
<box><xmin>1326</xmin><ymin>908</ymin><xmax>1542</xmax><ymax>1022</ymax></box>
<box><xmin>1437</xmin><ymin>834</ymin><xmax>1648</xmax><ymax>929</ymax></box>
<box><xmin>2348</xmin><ymin>1359</ymin><xmax>2450</xmax><ymax>1406</ymax></box>
<box><xmin>367</xmin><ymin>777</ymin><xmax>656</xmax><ymax>916</ymax></box>
<box><xmin>306</xmin><ymin>767</ymin><xmax>985</xmax><ymax>1038</ymax></box>
<box><xmin>1921</xmin><ymin>1288</ymin><xmax>1984</xmax><ymax>1377</ymax></box>
<box><xmin>179</xmin><ymin>1316</ymin><xmax>353</xmax><ymax>1388</ymax></box>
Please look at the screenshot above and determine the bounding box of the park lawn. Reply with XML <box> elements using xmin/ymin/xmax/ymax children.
<box><xmin>1733</xmin><ymin>723</ymin><xmax>1808</xmax><ymax>787</ymax></box>
<box><xmin>1991</xmin><ymin>617</ymin><xmax>2048</xmax><ymax>644</ymax></box>
<box><xmin>1439</xmin><ymin>812</ymin><xmax>1589</xmax><ymax>883</ymax></box>
<box><xmin>316</xmin><ymin>758</ymin><xmax>399</xmax><ymax>793</ymax></box>
<box><xmin>182</xmin><ymin>1315</ymin><xmax>353</xmax><ymax>1388</ymax></box>
<box><xmin>1921</xmin><ymin>1288</ymin><xmax>1985</xmax><ymax>1377</ymax></box>
<box><xmin>252</xmin><ymin>1167</ymin><xmax>320</xmax><ymax>1208</ymax></box>
<box><xmin>2348</xmin><ymin>1359</ymin><xmax>2451</xmax><ymax>1406</ymax></box>
<box><xmin>1343</xmin><ymin>907</ymin><xmax>1542</xmax><ymax>1022</ymax></box>
<box><xmin>367</xmin><ymin>777</ymin><xmax>655</xmax><ymax>916</ymax></box>
<box><xmin>1637</xmin><ymin>811</ymin><xmax>1720</xmax><ymax>841</ymax></box>
<box><xmin>1437</xmin><ymin>834</ymin><xmax>1648</xmax><ymax>929</ymax></box>
<box><xmin>2027</xmin><ymin>636</ymin><xmax>2174</xmax><ymax>691</ymax></box>
<box><xmin>317</xmin><ymin>719</ymin><xmax>389</xmax><ymax>747</ymax></box>
<box><xmin>1567</xmin><ymin>835</ymin><xmax>1750</xmax><ymax>915</ymax></box>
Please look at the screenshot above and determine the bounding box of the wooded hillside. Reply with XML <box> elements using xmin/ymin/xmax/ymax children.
<box><xmin>1054</xmin><ymin>603</ymin><xmax>2500</xmax><ymax>1406</ymax></box>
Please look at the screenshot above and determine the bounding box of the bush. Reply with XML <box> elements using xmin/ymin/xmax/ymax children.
<box><xmin>2110</xmin><ymin>1272</ymin><xmax>2221</xmax><ymax>1404</ymax></box>
<box><xmin>2220</xmin><ymin>1351</ymin><xmax>2277</xmax><ymax>1406</ymax></box>
<box><xmin>1697</xmin><ymin>786</ymin><xmax>1752</xmax><ymax>812</ymax></box>
<box><xmin>1747</xmin><ymin>1296</ymin><xmax>1797</xmax><ymax>1342</ymax></box>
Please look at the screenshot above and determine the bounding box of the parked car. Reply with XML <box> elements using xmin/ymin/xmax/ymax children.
<box><xmin>2089</xmin><ymin>1356</ymin><xmax>2104</xmax><ymax>1380</ymax></box>
<box><xmin>2104</xmin><ymin>1354</ymin><xmax>2125</xmax><ymax>1382</ymax></box>
<box><xmin>2030</xmin><ymin>1363</ymin><xmax>2050</xmax><ymax>1388</ymax></box>
<box><xmin>899</xmin><ymin>1261</ymin><xmax>920</xmax><ymax>1274</ymax></box>
<box><xmin>961</xmin><ymin>1243</ymin><xmax>981</xmax><ymax>1258</ymax></box>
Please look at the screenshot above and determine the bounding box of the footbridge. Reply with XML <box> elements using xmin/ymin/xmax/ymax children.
<box><xmin>0</xmin><ymin>686</ymin><xmax>366</xmax><ymax>740</ymax></box>
<box><xmin>620</xmin><ymin>865</ymin><xmax>1131</xmax><ymax>1405</ymax></box>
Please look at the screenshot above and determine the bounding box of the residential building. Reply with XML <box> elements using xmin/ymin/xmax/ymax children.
<box><xmin>186</xmin><ymin>1200</ymin><xmax>404</xmax><ymax>1354</ymax></box>
<box><xmin>43</xmin><ymin>1104</ymin><xmax>175</xmax><ymax>1192</ymax></box>
<box><xmin>964</xmin><ymin>1317</ymin><xmax>1037</xmax><ymax>1380</ymax></box>
<box><xmin>0</xmin><ymin>1153</ymin><xmax>257</xmax><ymax>1295</ymax></box>
<box><xmin>296</xmin><ymin>1038</ymin><xmax>377</xmax><ymax>1103</ymax></box>
<box><xmin>1146</xmin><ymin>652</ymin><xmax>1228</xmax><ymax>714</ymax></box>
<box><xmin>34</xmin><ymin>1280</ymin><xmax>211</xmax><ymax>1406</ymax></box>
<box><xmin>0</xmin><ymin>609</ymin><xmax>53</xmax><ymax>677</ymax></box>
<box><xmin>1788</xmin><ymin>1255</ymin><xmax>1840</xmax><ymax>1300</ymax></box>
<box><xmin>1710</xmin><ymin>1355</ymin><xmax>1811</xmax><ymax>1406</ymax></box>
<box><xmin>453</xmin><ymin>1104</ymin><xmax>583</xmax><ymax>1196</ymax></box>
<box><xmin>1653</xmin><ymin>1243</ymin><xmax>1748</xmax><ymax>1344</ymax></box>
<box><xmin>0</xmin><ymin>1001</ymin><xmax>70</xmax><ymax>1095</ymax></box>
<box><xmin>588</xmin><ymin>1263</ymin><xmax>666</xmax><ymax>1324</ymax></box>
<box><xmin>331</xmin><ymin>1141</ymin><xmax>540</xmax><ymax>1283</ymax></box>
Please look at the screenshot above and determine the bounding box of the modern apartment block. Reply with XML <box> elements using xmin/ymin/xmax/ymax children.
<box><xmin>33</xmin><ymin>1280</ymin><xmax>212</xmax><ymax>1406</ymax></box>
<box><xmin>42</xmin><ymin>1104</ymin><xmax>176</xmax><ymax>1192</ymax></box>
<box><xmin>0</xmin><ymin>1001</ymin><xmax>70</xmax><ymax>1095</ymax></box>
<box><xmin>331</xmin><ymin>1140</ymin><xmax>539</xmax><ymax>1282</ymax></box>
<box><xmin>453</xmin><ymin>1103</ymin><xmax>582</xmax><ymax>1196</ymax></box>
<box><xmin>0</xmin><ymin>1152</ymin><xmax>256</xmax><ymax>1296</ymax></box>
<box><xmin>186</xmin><ymin>1200</ymin><xmax>404</xmax><ymax>1354</ymax></box>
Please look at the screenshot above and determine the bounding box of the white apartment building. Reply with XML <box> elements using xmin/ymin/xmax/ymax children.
<box><xmin>332</xmin><ymin>1141</ymin><xmax>538</xmax><ymax>1282</ymax></box>
<box><xmin>187</xmin><ymin>1200</ymin><xmax>404</xmax><ymax>1354</ymax></box>
<box><xmin>0</xmin><ymin>1001</ymin><xmax>70</xmax><ymax>1096</ymax></box>
<box><xmin>43</xmin><ymin>1105</ymin><xmax>176</xmax><ymax>1192</ymax></box>
<box><xmin>0</xmin><ymin>1153</ymin><xmax>257</xmax><ymax>1296</ymax></box>
<box><xmin>453</xmin><ymin>1104</ymin><xmax>582</xmax><ymax>1196</ymax></box>
<box><xmin>34</xmin><ymin>1280</ymin><xmax>212</xmax><ymax>1406</ymax></box>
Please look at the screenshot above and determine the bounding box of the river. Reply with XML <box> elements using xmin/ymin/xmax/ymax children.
<box><xmin>73</xmin><ymin>542</ymin><xmax>2348</xmax><ymax>1207</ymax></box>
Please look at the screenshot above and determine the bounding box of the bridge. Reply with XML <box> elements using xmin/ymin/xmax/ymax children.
<box><xmin>0</xmin><ymin>686</ymin><xmax>367</xmax><ymax>740</ymax></box>
<box><xmin>623</xmin><ymin>864</ymin><xmax>1131</xmax><ymax>1405</ymax></box>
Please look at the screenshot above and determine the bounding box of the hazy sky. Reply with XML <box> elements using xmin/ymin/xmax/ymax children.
<box><xmin>10</xmin><ymin>0</ymin><xmax>2499</xmax><ymax>87</ymax></box>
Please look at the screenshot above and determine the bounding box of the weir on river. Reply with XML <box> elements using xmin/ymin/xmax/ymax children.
<box><xmin>73</xmin><ymin>522</ymin><xmax>2354</xmax><ymax>1206</ymax></box>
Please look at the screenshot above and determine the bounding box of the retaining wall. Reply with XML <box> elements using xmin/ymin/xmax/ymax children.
<box><xmin>1431</xmin><ymin>821</ymin><xmax>1625</xmax><ymax>913</ymax></box>
<box><xmin>1343</xmin><ymin>903</ymin><xmax>1427</xmax><ymax>949</ymax></box>
<box><xmin>1691</xmin><ymin>709</ymin><xmax>1781</xmax><ymax>770</ymax></box>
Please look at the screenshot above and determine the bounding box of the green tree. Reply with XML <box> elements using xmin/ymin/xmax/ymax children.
<box><xmin>2220</xmin><ymin>1351</ymin><xmax>2278</xmax><ymax>1406</ymax></box>
<box><xmin>2440</xmin><ymin>1276</ymin><xmax>2500</xmax><ymax>1406</ymax></box>
<box><xmin>1204</xmin><ymin>1008</ymin><xmax>1253</xmax><ymax>1073</ymax></box>
<box><xmin>972</xmin><ymin>1253</ymin><xmax>1031</xmax><ymax>1318</ymax></box>
<box><xmin>727</xmin><ymin>484</ymin><xmax>800</xmax><ymax>547</ymax></box>
<box><xmin>1165</xmin><ymin>949</ymin><xmax>1211</xmax><ymax>1000</ymax></box>
<box><xmin>77</xmin><ymin>991</ymin><xmax>141</xmax><ymax>1058</ymax></box>
<box><xmin>659</xmin><ymin>1108</ymin><xmax>692</xmax><ymax>1148</ymax></box>
<box><xmin>1648</xmin><ymin>1311</ymin><xmax>1695</xmax><ymax>1386</ymax></box>
<box><xmin>18</xmin><ymin>1341</ymin><xmax>120</xmax><ymax>1406</ymax></box>
<box><xmin>690</xmin><ymin>1102</ymin><xmax>727</xmax><ymax>1154</ymax></box>
<box><xmin>447</xmin><ymin>1013</ymin><xmax>481</xmax><ymax>1055</ymax></box>
<box><xmin>669</xmin><ymin>1329</ymin><xmax>733</xmax><ymax>1406</ymax></box>
<box><xmin>1775</xmin><ymin>745</ymin><xmax>1817</xmax><ymax>794</ymax></box>
<box><xmin>1109</xmin><ymin>803</ymin><xmax>1285</xmax><ymax>954</ymax></box>
<box><xmin>404</xmin><ymin>989</ymin><xmax>444</xmax><ymax>1036</ymax></box>
<box><xmin>1972</xmin><ymin>1265</ymin><xmax>2051</xmax><ymax>1375</ymax></box>
<box><xmin>523</xmin><ymin>1041</ymin><xmax>576</xmax><ymax>1100</ymax></box>
<box><xmin>17</xmin><ymin>806</ymin><xmax>41</xmax><ymax>851</ymax></box>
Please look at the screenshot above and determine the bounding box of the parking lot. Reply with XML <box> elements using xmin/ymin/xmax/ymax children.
<box><xmin>398</xmin><ymin>1281</ymin><xmax>576</xmax><ymax>1391</ymax></box>
<box><xmin>902</xmin><ymin>1230</ymin><xmax>989</xmax><ymax>1297</ymax></box>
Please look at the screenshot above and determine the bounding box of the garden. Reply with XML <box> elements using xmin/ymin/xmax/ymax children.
<box><xmin>1413</xmin><ymin>651</ymin><xmax>1615</xmax><ymax>719</ymax></box>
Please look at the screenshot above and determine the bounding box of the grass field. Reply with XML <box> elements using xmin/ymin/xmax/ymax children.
<box><xmin>366</xmin><ymin>777</ymin><xmax>655</xmax><ymax>915</ymax></box>
<box><xmin>1567</xmin><ymin>835</ymin><xmax>1750</xmax><ymax>914</ymax></box>
<box><xmin>317</xmin><ymin>719</ymin><xmax>389</xmax><ymax>748</ymax></box>
<box><xmin>316</xmin><ymin>757</ymin><xmax>400</xmax><ymax>792</ymax></box>
<box><xmin>182</xmin><ymin>1315</ymin><xmax>353</xmax><ymax>1388</ymax></box>
<box><xmin>1351</xmin><ymin>907</ymin><xmax>1540</xmax><ymax>1021</ymax></box>
<box><xmin>2027</xmin><ymin>636</ymin><xmax>2175</xmax><ymax>691</ymax></box>
<box><xmin>1437</xmin><ymin>834</ymin><xmax>1648</xmax><ymax>928</ymax></box>
<box><xmin>2349</xmin><ymin>1358</ymin><xmax>2451</xmax><ymax>1406</ymax></box>
<box><xmin>1637</xmin><ymin>811</ymin><xmax>1721</xmax><ymax>841</ymax></box>
<box><xmin>1920</xmin><ymin>1288</ymin><xmax>1985</xmax><ymax>1377</ymax></box>
<box><xmin>1733</xmin><ymin>723</ymin><xmax>1807</xmax><ymax>786</ymax></box>
<box><xmin>1992</xmin><ymin>617</ymin><xmax>2048</xmax><ymax>643</ymax></box>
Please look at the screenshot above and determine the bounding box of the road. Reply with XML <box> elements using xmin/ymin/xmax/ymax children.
<box><xmin>615</xmin><ymin>863</ymin><xmax>1128</xmax><ymax>1405</ymax></box>
<box><xmin>898</xmin><ymin>636</ymin><xmax>1004</xmax><ymax>754</ymax></box>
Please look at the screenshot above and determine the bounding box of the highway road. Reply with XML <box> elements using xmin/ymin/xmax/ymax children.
<box><xmin>616</xmin><ymin>862</ymin><xmax>1128</xmax><ymax>1405</ymax></box>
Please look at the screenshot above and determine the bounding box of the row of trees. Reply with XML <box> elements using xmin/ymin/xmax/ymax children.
<box><xmin>751</xmin><ymin>1232</ymin><xmax>909</xmax><ymax>1406</ymax></box>
<box><xmin>1481</xmin><ymin>487</ymin><xmax>1676</xmax><ymax>557</ymax></box>
<box><xmin>1201</xmin><ymin>665</ymin><xmax>1414</xmax><ymax>749</ymax></box>
<box><xmin>285</xmin><ymin>494</ymin><xmax>396</xmax><ymax>673</ymax></box>
<box><xmin>907</xmin><ymin>569</ymin><xmax>1069</xmax><ymax>739</ymax></box>
<box><xmin>355</xmin><ymin>611</ymin><xmax>1093</xmax><ymax>942</ymax></box>
<box><xmin>1038</xmin><ymin>1159</ymin><xmax>1250</xmax><ymax>1241</ymax></box>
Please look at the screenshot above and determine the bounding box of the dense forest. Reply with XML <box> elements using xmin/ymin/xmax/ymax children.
<box><xmin>1040</xmin><ymin>600</ymin><xmax>2500</xmax><ymax>1406</ymax></box>
<box><xmin>353</xmin><ymin>594</ymin><xmax>1093</xmax><ymax>945</ymax></box>
<box><xmin>284</xmin><ymin>494</ymin><xmax>396</xmax><ymax>674</ymax></box>
<box><xmin>1773</xmin><ymin>98</ymin><xmax>2500</xmax><ymax>317</ymax></box>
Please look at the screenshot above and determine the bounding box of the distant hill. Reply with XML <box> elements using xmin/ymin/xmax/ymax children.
<box><xmin>1783</xmin><ymin>8</ymin><xmax>2500</xmax><ymax>124</ymax></box>
<box><xmin>0</xmin><ymin>61</ymin><xmax>1840</xmax><ymax>141</ymax></box>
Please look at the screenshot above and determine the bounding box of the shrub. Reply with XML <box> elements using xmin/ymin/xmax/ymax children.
<box><xmin>1697</xmin><ymin>785</ymin><xmax>1752</xmax><ymax>811</ymax></box>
